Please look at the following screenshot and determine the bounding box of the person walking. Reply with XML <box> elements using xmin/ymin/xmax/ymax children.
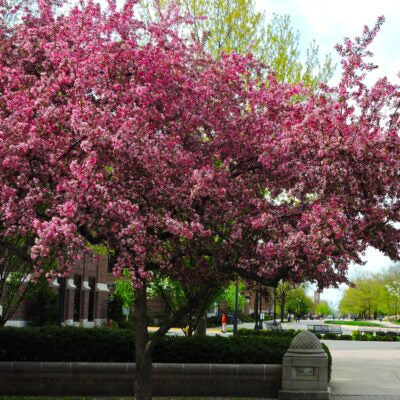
<box><xmin>221</xmin><ymin>313</ymin><xmax>227</xmax><ymax>333</ymax></box>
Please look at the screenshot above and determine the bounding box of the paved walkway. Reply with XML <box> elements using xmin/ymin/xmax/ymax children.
<box><xmin>280</xmin><ymin>319</ymin><xmax>400</xmax><ymax>334</ymax></box>
<box><xmin>332</xmin><ymin>396</ymin><xmax>400</xmax><ymax>399</ymax></box>
<box><xmin>239</xmin><ymin>322</ymin><xmax>400</xmax><ymax>399</ymax></box>
<box><xmin>324</xmin><ymin>340</ymin><xmax>400</xmax><ymax>399</ymax></box>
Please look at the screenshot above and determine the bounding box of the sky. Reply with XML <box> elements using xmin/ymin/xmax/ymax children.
<box><xmin>255</xmin><ymin>0</ymin><xmax>400</xmax><ymax>85</ymax></box>
<box><xmin>255</xmin><ymin>0</ymin><xmax>400</xmax><ymax>308</ymax></box>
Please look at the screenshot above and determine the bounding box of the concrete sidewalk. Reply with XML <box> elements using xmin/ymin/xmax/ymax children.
<box><xmin>332</xmin><ymin>396</ymin><xmax>400</xmax><ymax>399</ymax></box>
<box><xmin>324</xmin><ymin>340</ymin><xmax>400</xmax><ymax>398</ymax></box>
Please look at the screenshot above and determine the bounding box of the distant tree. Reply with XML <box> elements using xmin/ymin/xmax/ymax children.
<box><xmin>314</xmin><ymin>301</ymin><xmax>332</xmax><ymax>318</ymax></box>
<box><xmin>275</xmin><ymin>281</ymin><xmax>292</xmax><ymax>322</ymax></box>
<box><xmin>25</xmin><ymin>276</ymin><xmax>58</xmax><ymax>326</ymax></box>
<box><xmin>114</xmin><ymin>268</ymin><xmax>135</xmax><ymax>309</ymax></box>
<box><xmin>148</xmin><ymin>276</ymin><xmax>222</xmax><ymax>336</ymax></box>
<box><xmin>139</xmin><ymin>0</ymin><xmax>333</xmax><ymax>89</ymax></box>
<box><xmin>383</xmin><ymin>265</ymin><xmax>400</xmax><ymax>321</ymax></box>
<box><xmin>286</xmin><ymin>286</ymin><xmax>312</xmax><ymax>318</ymax></box>
<box><xmin>339</xmin><ymin>275</ymin><xmax>387</xmax><ymax>319</ymax></box>
<box><xmin>219</xmin><ymin>280</ymin><xmax>246</xmax><ymax>312</ymax></box>
<box><xmin>107</xmin><ymin>292</ymin><xmax>124</xmax><ymax>325</ymax></box>
<box><xmin>0</xmin><ymin>236</ymin><xmax>34</xmax><ymax>326</ymax></box>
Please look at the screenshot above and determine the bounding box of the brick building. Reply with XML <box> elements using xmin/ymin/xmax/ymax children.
<box><xmin>5</xmin><ymin>253</ymin><xmax>114</xmax><ymax>327</ymax></box>
<box><xmin>4</xmin><ymin>251</ymin><xmax>272</xmax><ymax>326</ymax></box>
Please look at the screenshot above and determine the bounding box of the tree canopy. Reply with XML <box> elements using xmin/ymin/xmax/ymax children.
<box><xmin>314</xmin><ymin>301</ymin><xmax>332</xmax><ymax>318</ymax></box>
<box><xmin>339</xmin><ymin>266</ymin><xmax>400</xmax><ymax>320</ymax></box>
<box><xmin>1</xmin><ymin>0</ymin><xmax>400</xmax><ymax>322</ymax></box>
<box><xmin>1</xmin><ymin>2</ymin><xmax>400</xmax><ymax>399</ymax></box>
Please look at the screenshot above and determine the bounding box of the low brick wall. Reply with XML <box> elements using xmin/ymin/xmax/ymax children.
<box><xmin>0</xmin><ymin>362</ymin><xmax>282</xmax><ymax>397</ymax></box>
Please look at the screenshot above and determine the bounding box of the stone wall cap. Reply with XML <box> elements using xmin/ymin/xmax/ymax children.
<box><xmin>288</xmin><ymin>331</ymin><xmax>324</xmax><ymax>353</ymax></box>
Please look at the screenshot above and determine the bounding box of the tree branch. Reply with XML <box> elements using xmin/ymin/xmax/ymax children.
<box><xmin>147</xmin><ymin>281</ymin><xmax>218</xmax><ymax>354</ymax></box>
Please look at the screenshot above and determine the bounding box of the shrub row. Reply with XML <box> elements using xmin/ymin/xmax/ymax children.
<box><xmin>0</xmin><ymin>326</ymin><xmax>294</xmax><ymax>364</ymax></box>
<box><xmin>321</xmin><ymin>343</ymin><xmax>332</xmax><ymax>382</ymax></box>
<box><xmin>313</xmin><ymin>332</ymin><xmax>400</xmax><ymax>341</ymax></box>
<box><xmin>156</xmin><ymin>335</ymin><xmax>292</xmax><ymax>364</ymax></box>
<box><xmin>315</xmin><ymin>333</ymin><xmax>353</xmax><ymax>340</ymax></box>
<box><xmin>352</xmin><ymin>333</ymin><xmax>399</xmax><ymax>341</ymax></box>
<box><xmin>237</xmin><ymin>328</ymin><xmax>298</xmax><ymax>338</ymax></box>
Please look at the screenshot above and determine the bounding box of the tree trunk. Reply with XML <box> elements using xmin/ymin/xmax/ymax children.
<box><xmin>280</xmin><ymin>297</ymin><xmax>285</xmax><ymax>322</ymax></box>
<box><xmin>134</xmin><ymin>284</ymin><xmax>152</xmax><ymax>400</ymax></box>
<box><xmin>133</xmin><ymin>280</ymin><xmax>218</xmax><ymax>399</ymax></box>
<box><xmin>195</xmin><ymin>312</ymin><xmax>207</xmax><ymax>336</ymax></box>
<box><xmin>254</xmin><ymin>287</ymin><xmax>259</xmax><ymax>329</ymax></box>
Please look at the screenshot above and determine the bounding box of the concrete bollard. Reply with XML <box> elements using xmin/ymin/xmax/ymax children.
<box><xmin>279</xmin><ymin>330</ymin><xmax>330</xmax><ymax>400</ymax></box>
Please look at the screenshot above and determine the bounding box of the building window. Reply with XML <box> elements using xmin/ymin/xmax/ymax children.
<box><xmin>108</xmin><ymin>252</ymin><xmax>117</xmax><ymax>273</ymax></box>
<box><xmin>88</xmin><ymin>277</ymin><xmax>95</xmax><ymax>322</ymax></box>
<box><xmin>73</xmin><ymin>275</ymin><xmax>82</xmax><ymax>322</ymax></box>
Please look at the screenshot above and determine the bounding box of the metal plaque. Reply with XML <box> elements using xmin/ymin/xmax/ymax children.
<box><xmin>296</xmin><ymin>367</ymin><xmax>314</xmax><ymax>376</ymax></box>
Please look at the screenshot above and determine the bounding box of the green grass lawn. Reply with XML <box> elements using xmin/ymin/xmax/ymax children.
<box><xmin>324</xmin><ymin>320</ymin><xmax>383</xmax><ymax>327</ymax></box>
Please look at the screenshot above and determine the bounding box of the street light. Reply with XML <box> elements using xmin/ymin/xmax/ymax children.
<box><xmin>257</xmin><ymin>285</ymin><xmax>263</xmax><ymax>329</ymax></box>
<box><xmin>296</xmin><ymin>298</ymin><xmax>301</xmax><ymax>322</ymax></box>
<box><xmin>233</xmin><ymin>275</ymin><xmax>239</xmax><ymax>335</ymax></box>
<box><xmin>273</xmin><ymin>287</ymin><xmax>277</xmax><ymax>326</ymax></box>
<box><xmin>254</xmin><ymin>283</ymin><xmax>260</xmax><ymax>330</ymax></box>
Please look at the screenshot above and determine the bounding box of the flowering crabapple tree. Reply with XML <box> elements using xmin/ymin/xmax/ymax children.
<box><xmin>1</xmin><ymin>0</ymin><xmax>400</xmax><ymax>397</ymax></box>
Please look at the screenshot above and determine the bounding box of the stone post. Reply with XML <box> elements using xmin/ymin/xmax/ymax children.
<box><xmin>279</xmin><ymin>330</ymin><xmax>330</xmax><ymax>400</ymax></box>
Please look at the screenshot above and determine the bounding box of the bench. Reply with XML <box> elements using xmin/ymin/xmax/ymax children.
<box><xmin>308</xmin><ymin>324</ymin><xmax>342</xmax><ymax>335</ymax></box>
<box><xmin>308</xmin><ymin>325</ymin><xmax>329</xmax><ymax>333</ymax></box>
<box><xmin>329</xmin><ymin>325</ymin><xmax>342</xmax><ymax>334</ymax></box>
<box><xmin>265</xmin><ymin>322</ymin><xmax>283</xmax><ymax>331</ymax></box>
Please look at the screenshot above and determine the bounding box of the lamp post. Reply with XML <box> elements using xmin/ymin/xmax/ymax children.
<box><xmin>254</xmin><ymin>283</ymin><xmax>260</xmax><ymax>330</ymax></box>
<box><xmin>233</xmin><ymin>275</ymin><xmax>239</xmax><ymax>335</ymax></box>
<box><xmin>257</xmin><ymin>285</ymin><xmax>263</xmax><ymax>329</ymax></box>
<box><xmin>273</xmin><ymin>287</ymin><xmax>277</xmax><ymax>326</ymax></box>
<box><xmin>296</xmin><ymin>298</ymin><xmax>301</xmax><ymax>322</ymax></box>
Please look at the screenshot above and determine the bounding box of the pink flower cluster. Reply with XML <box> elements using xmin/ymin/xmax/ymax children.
<box><xmin>1</xmin><ymin>3</ymin><xmax>400</xmax><ymax>289</ymax></box>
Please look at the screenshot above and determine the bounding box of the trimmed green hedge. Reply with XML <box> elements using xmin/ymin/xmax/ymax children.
<box><xmin>352</xmin><ymin>332</ymin><xmax>399</xmax><ymax>341</ymax></box>
<box><xmin>155</xmin><ymin>335</ymin><xmax>292</xmax><ymax>364</ymax></box>
<box><xmin>315</xmin><ymin>331</ymin><xmax>399</xmax><ymax>341</ymax></box>
<box><xmin>237</xmin><ymin>328</ymin><xmax>299</xmax><ymax>338</ymax></box>
<box><xmin>0</xmin><ymin>326</ymin><xmax>133</xmax><ymax>362</ymax></box>
<box><xmin>321</xmin><ymin>343</ymin><xmax>332</xmax><ymax>382</ymax></box>
<box><xmin>0</xmin><ymin>326</ymin><xmax>292</xmax><ymax>364</ymax></box>
<box><xmin>0</xmin><ymin>326</ymin><xmax>333</xmax><ymax>381</ymax></box>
